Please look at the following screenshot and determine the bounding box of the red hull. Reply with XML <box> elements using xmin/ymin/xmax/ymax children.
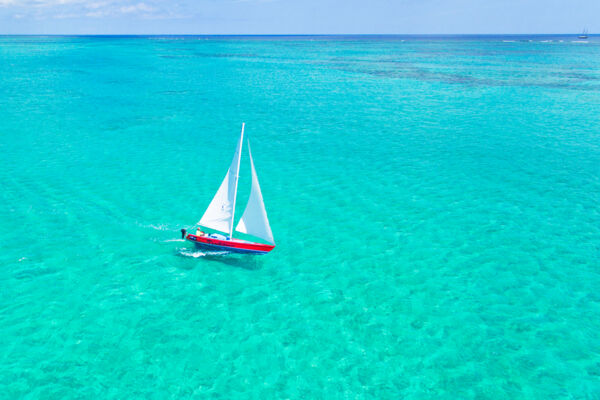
<box><xmin>186</xmin><ymin>234</ymin><xmax>275</xmax><ymax>254</ymax></box>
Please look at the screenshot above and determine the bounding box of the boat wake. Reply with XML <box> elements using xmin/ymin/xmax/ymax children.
<box><xmin>176</xmin><ymin>248</ymin><xmax>229</xmax><ymax>258</ymax></box>
<box><xmin>148</xmin><ymin>224</ymin><xmax>174</xmax><ymax>231</ymax></box>
<box><xmin>137</xmin><ymin>222</ymin><xmax>179</xmax><ymax>231</ymax></box>
<box><xmin>163</xmin><ymin>239</ymin><xmax>185</xmax><ymax>242</ymax></box>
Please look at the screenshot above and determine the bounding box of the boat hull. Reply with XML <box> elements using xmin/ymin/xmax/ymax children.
<box><xmin>186</xmin><ymin>234</ymin><xmax>275</xmax><ymax>254</ymax></box>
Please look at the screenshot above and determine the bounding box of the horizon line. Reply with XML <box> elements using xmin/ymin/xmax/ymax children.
<box><xmin>0</xmin><ymin>33</ymin><xmax>596</xmax><ymax>37</ymax></box>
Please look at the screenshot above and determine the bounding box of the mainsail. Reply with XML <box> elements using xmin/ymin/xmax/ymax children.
<box><xmin>235</xmin><ymin>142</ymin><xmax>275</xmax><ymax>244</ymax></box>
<box><xmin>199</xmin><ymin>124</ymin><xmax>244</xmax><ymax>236</ymax></box>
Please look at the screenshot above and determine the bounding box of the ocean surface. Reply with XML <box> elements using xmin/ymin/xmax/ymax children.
<box><xmin>1</xmin><ymin>35</ymin><xmax>599</xmax><ymax>398</ymax></box>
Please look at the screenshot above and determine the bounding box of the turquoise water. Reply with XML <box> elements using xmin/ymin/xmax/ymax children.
<box><xmin>1</xmin><ymin>35</ymin><xmax>599</xmax><ymax>398</ymax></box>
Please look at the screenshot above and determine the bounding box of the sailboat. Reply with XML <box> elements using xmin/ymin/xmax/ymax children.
<box><xmin>186</xmin><ymin>123</ymin><xmax>276</xmax><ymax>254</ymax></box>
<box><xmin>578</xmin><ymin>29</ymin><xmax>589</xmax><ymax>39</ymax></box>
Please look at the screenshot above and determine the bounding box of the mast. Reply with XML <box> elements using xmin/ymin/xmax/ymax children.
<box><xmin>229</xmin><ymin>123</ymin><xmax>244</xmax><ymax>238</ymax></box>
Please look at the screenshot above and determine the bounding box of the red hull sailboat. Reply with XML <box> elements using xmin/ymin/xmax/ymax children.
<box><xmin>186</xmin><ymin>234</ymin><xmax>275</xmax><ymax>254</ymax></box>
<box><xmin>186</xmin><ymin>123</ymin><xmax>275</xmax><ymax>254</ymax></box>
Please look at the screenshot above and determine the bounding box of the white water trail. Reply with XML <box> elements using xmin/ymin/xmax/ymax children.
<box><xmin>176</xmin><ymin>248</ymin><xmax>229</xmax><ymax>258</ymax></box>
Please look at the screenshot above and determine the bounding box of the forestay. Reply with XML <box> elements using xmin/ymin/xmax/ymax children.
<box><xmin>235</xmin><ymin>143</ymin><xmax>275</xmax><ymax>244</ymax></box>
<box><xmin>199</xmin><ymin>124</ymin><xmax>244</xmax><ymax>236</ymax></box>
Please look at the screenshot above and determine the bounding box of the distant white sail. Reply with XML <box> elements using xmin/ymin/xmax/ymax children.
<box><xmin>199</xmin><ymin>124</ymin><xmax>244</xmax><ymax>236</ymax></box>
<box><xmin>235</xmin><ymin>142</ymin><xmax>274</xmax><ymax>244</ymax></box>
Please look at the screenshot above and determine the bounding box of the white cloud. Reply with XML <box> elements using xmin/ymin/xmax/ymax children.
<box><xmin>0</xmin><ymin>0</ymin><xmax>182</xmax><ymax>19</ymax></box>
<box><xmin>53</xmin><ymin>11</ymin><xmax>82</xmax><ymax>17</ymax></box>
<box><xmin>84</xmin><ymin>10</ymin><xmax>106</xmax><ymax>16</ymax></box>
<box><xmin>120</xmin><ymin>2</ymin><xmax>155</xmax><ymax>14</ymax></box>
<box><xmin>85</xmin><ymin>1</ymin><xmax>108</xmax><ymax>9</ymax></box>
<box><xmin>0</xmin><ymin>0</ymin><xmax>89</xmax><ymax>7</ymax></box>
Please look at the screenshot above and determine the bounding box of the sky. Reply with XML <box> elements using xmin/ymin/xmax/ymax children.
<box><xmin>0</xmin><ymin>0</ymin><xmax>598</xmax><ymax>35</ymax></box>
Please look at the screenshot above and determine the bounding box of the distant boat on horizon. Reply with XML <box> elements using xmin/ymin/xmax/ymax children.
<box><xmin>578</xmin><ymin>29</ymin><xmax>589</xmax><ymax>39</ymax></box>
<box><xmin>185</xmin><ymin>123</ymin><xmax>276</xmax><ymax>255</ymax></box>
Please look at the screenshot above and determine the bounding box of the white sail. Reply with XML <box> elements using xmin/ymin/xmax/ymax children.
<box><xmin>235</xmin><ymin>142</ymin><xmax>275</xmax><ymax>244</ymax></box>
<box><xmin>199</xmin><ymin>124</ymin><xmax>244</xmax><ymax>236</ymax></box>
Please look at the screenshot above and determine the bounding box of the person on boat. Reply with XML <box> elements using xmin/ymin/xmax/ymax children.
<box><xmin>196</xmin><ymin>227</ymin><xmax>204</xmax><ymax>236</ymax></box>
